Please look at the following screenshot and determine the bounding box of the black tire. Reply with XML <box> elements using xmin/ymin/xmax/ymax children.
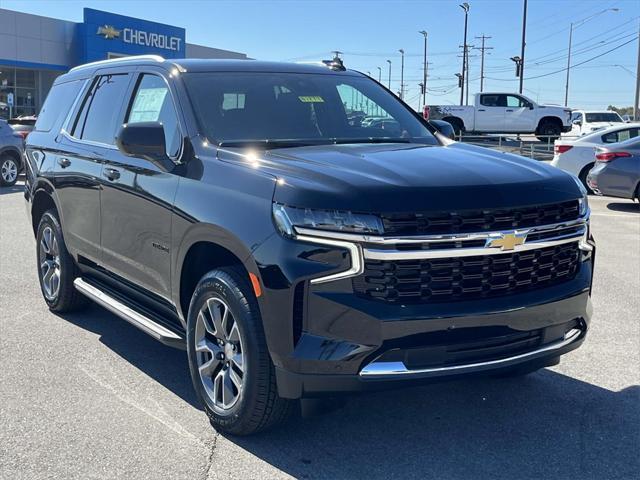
<box><xmin>578</xmin><ymin>163</ymin><xmax>595</xmax><ymax>194</ymax></box>
<box><xmin>186</xmin><ymin>266</ymin><xmax>293</xmax><ymax>435</ymax></box>
<box><xmin>0</xmin><ymin>154</ymin><xmax>19</xmax><ymax>187</ymax></box>
<box><xmin>36</xmin><ymin>210</ymin><xmax>88</xmax><ymax>312</ymax></box>
<box><xmin>536</xmin><ymin>120</ymin><xmax>561</xmax><ymax>142</ymax></box>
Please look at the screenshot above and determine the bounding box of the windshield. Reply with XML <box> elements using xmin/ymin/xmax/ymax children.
<box><xmin>585</xmin><ymin>112</ymin><xmax>623</xmax><ymax>123</ymax></box>
<box><xmin>183</xmin><ymin>72</ymin><xmax>437</xmax><ymax>146</ymax></box>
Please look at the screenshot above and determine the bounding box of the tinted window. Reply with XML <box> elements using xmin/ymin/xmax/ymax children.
<box><xmin>480</xmin><ymin>94</ymin><xmax>502</xmax><ymax>107</ymax></box>
<box><xmin>571</xmin><ymin>112</ymin><xmax>583</xmax><ymax>122</ymax></box>
<box><xmin>601</xmin><ymin>128</ymin><xmax>639</xmax><ymax>144</ymax></box>
<box><xmin>585</xmin><ymin>112</ymin><xmax>623</xmax><ymax>123</ymax></box>
<box><xmin>72</xmin><ymin>74</ymin><xmax>130</xmax><ymax>144</ymax></box>
<box><xmin>126</xmin><ymin>74</ymin><xmax>181</xmax><ymax>158</ymax></box>
<box><xmin>35</xmin><ymin>79</ymin><xmax>83</xmax><ymax>132</ymax></box>
<box><xmin>183</xmin><ymin>72</ymin><xmax>436</xmax><ymax>146</ymax></box>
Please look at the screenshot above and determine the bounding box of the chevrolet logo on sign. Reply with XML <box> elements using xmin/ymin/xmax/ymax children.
<box><xmin>487</xmin><ymin>232</ymin><xmax>527</xmax><ymax>251</ymax></box>
<box><xmin>97</xmin><ymin>25</ymin><xmax>121</xmax><ymax>40</ymax></box>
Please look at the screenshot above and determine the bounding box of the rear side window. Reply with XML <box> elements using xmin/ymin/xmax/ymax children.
<box><xmin>72</xmin><ymin>74</ymin><xmax>130</xmax><ymax>145</ymax></box>
<box><xmin>601</xmin><ymin>128</ymin><xmax>639</xmax><ymax>144</ymax></box>
<box><xmin>480</xmin><ymin>94</ymin><xmax>501</xmax><ymax>107</ymax></box>
<box><xmin>35</xmin><ymin>79</ymin><xmax>83</xmax><ymax>132</ymax></box>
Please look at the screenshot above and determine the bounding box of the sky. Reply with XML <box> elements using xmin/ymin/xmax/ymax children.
<box><xmin>3</xmin><ymin>0</ymin><xmax>639</xmax><ymax>110</ymax></box>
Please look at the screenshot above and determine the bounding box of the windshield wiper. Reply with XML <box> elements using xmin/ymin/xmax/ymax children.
<box><xmin>217</xmin><ymin>139</ymin><xmax>331</xmax><ymax>149</ymax></box>
<box><xmin>331</xmin><ymin>138</ymin><xmax>413</xmax><ymax>145</ymax></box>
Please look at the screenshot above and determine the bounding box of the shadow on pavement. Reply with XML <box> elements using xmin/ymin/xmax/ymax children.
<box><xmin>0</xmin><ymin>184</ymin><xmax>24</xmax><ymax>196</ymax></box>
<box><xmin>59</xmin><ymin>304</ymin><xmax>201</xmax><ymax>410</ymax></box>
<box><xmin>59</xmin><ymin>305</ymin><xmax>639</xmax><ymax>479</ymax></box>
<box><xmin>606</xmin><ymin>201</ymin><xmax>639</xmax><ymax>213</ymax></box>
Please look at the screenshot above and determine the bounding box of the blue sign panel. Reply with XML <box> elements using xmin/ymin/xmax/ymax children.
<box><xmin>78</xmin><ymin>8</ymin><xmax>186</xmax><ymax>63</ymax></box>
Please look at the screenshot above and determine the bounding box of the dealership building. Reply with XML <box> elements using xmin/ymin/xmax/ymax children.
<box><xmin>0</xmin><ymin>8</ymin><xmax>247</xmax><ymax>119</ymax></box>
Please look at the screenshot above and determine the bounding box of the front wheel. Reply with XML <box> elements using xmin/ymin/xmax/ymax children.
<box><xmin>0</xmin><ymin>155</ymin><xmax>19</xmax><ymax>187</ymax></box>
<box><xmin>186</xmin><ymin>267</ymin><xmax>293</xmax><ymax>435</ymax></box>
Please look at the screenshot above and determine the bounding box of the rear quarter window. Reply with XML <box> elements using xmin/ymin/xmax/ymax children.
<box><xmin>34</xmin><ymin>79</ymin><xmax>84</xmax><ymax>132</ymax></box>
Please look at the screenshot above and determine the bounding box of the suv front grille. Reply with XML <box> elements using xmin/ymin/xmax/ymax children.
<box><xmin>380</xmin><ymin>200</ymin><xmax>580</xmax><ymax>236</ymax></box>
<box><xmin>353</xmin><ymin>242</ymin><xmax>581</xmax><ymax>304</ymax></box>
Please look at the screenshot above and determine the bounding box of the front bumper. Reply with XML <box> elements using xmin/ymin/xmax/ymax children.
<box><xmin>253</xmin><ymin>227</ymin><xmax>595</xmax><ymax>399</ymax></box>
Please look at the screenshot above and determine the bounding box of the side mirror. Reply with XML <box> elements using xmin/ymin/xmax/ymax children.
<box><xmin>572</xmin><ymin>119</ymin><xmax>582</xmax><ymax>126</ymax></box>
<box><xmin>428</xmin><ymin>119</ymin><xmax>456</xmax><ymax>140</ymax></box>
<box><xmin>116</xmin><ymin>122</ymin><xmax>173</xmax><ymax>170</ymax></box>
<box><xmin>528</xmin><ymin>103</ymin><xmax>534</xmax><ymax>110</ymax></box>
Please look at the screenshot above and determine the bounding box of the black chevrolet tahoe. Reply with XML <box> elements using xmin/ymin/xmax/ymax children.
<box><xmin>24</xmin><ymin>56</ymin><xmax>595</xmax><ymax>435</ymax></box>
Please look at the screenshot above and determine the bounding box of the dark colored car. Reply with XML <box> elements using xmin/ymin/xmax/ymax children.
<box><xmin>8</xmin><ymin>116</ymin><xmax>37</xmax><ymax>141</ymax></box>
<box><xmin>24</xmin><ymin>56</ymin><xmax>595</xmax><ymax>435</ymax></box>
<box><xmin>0</xmin><ymin>118</ymin><xmax>24</xmax><ymax>186</ymax></box>
<box><xmin>588</xmin><ymin>137</ymin><xmax>640</xmax><ymax>201</ymax></box>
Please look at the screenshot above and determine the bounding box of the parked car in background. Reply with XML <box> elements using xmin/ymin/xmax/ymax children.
<box><xmin>426</xmin><ymin>92</ymin><xmax>572</xmax><ymax>140</ymax></box>
<box><xmin>567</xmin><ymin>110</ymin><xmax>624</xmax><ymax>137</ymax></box>
<box><xmin>622</xmin><ymin>114</ymin><xmax>633</xmax><ymax>123</ymax></box>
<box><xmin>8</xmin><ymin>115</ymin><xmax>37</xmax><ymax>141</ymax></box>
<box><xmin>0</xmin><ymin>118</ymin><xmax>24</xmax><ymax>187</ymax></box>
<box><xmin>588</xmin><ymin>137</ymin><xmax>640</xmax><ymax>202</ymax></box>
<box><xmin>552</xmin><ymin>123</ymin><xmax>640</xmax><ymax>192</ymax></box>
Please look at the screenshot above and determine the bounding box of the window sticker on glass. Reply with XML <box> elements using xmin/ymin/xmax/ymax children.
<box><xmin>129</xmin><ymin>87</ymin><xmax>168</xmax><ymax>123</ymax></box>
<box><xmin>298</xmin><ymin>96</ymin><xmax>324</xmax><ymax>103</ymax></box>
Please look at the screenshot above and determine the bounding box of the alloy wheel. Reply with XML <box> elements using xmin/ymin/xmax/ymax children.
<box><xmin>195</xmin><ymin>297</ymin><xmax>246</xmax><ymax>412</ymax></box>
<box><xmin>39</xmin><ymin>226</ymin><xmax>61</xmax><ymax>300</ymax></box>
<box><xmin>1</xmin><ymin>159</ymin><xmax>18</xmax><ymax>184</ymax></box>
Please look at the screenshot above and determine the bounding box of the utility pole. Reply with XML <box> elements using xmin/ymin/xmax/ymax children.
<box><xmin>377</xmin><ymin>66</ymin><xmax>382</xmax><ymax>83</ymax></box>
<box><xmin>459</xmin><ymin>3</ymin><xmax>470</xmax><ymax>106</ymax></box>
<box><xmin>419</xmin><ymin>30</ymin><xmax>428</xmax><ymax>109</ymax></box>
<box><xmin>465</xmin><ymin>48</ymin><xmax>474</xmax><ymax>106</ymax></box>
<box><xmin>634</xmin><ymin>20</ymin><xmax>640</xmax><ymax>121</ymax></box>
<box><xmin>386</xmin><ymin>59</ymin><xmax>392</xmax><ymax>90</ymax></box>
<box><xmin>399</xmin><ymin>49</ymin><xmax>405</xmax><ymax>99</ymax></box>
<box><xmin>519</xmin><ymin>0</ymin><xmax>527</xmax><ymax>94</ymax></box>
<box><xmin>474</xmin><ymin>35</ymin><xmax>492</xmax><ymax>92</ymax></box>
<box><xmin>564</xmin><ymin>8</ymin><xmax>619</xmax><ymax>107</ymax></box>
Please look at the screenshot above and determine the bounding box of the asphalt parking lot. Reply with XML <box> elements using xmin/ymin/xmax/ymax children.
<box><xmin>1</xmin><ymin>182</ymin><xmax>638</xmax><ymax>480</ymax></box>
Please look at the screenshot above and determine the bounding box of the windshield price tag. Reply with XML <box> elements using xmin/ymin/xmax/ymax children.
<box><xmin>298</xmin><ymin>96</ymin><xmax>324</xmax><ymax>103</ymax></box>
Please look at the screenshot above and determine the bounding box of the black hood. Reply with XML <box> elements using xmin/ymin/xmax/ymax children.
<box><xmin>219</xmin><ymin>142</ymin><xmax>582</xmax><ymax>213</ymax></box>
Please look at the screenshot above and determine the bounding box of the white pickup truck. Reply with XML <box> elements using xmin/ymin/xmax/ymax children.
<box><xmin>426</xmin><ymin>92</ymin><xmax>572</xmax><ymax>141</ymax></box>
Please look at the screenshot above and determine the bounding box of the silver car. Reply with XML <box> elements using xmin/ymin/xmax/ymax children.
<box><xmin>0</xmin><ymin>118</ymin><xmax>25</xmax><ymax>187</ymax></box>
<box><xmin>588</xmin><ymin>136</ymin><xmax>640</xmax><ymax>202</ymax></box>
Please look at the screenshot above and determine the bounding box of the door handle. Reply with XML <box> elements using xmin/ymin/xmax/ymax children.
<box><xmin>506</xmin><ymin>109</ymin><xmax>514</xmax><ymax>112</ymax></box>
<box><xmin>103</xmin><ymin>168</ymin><xmax>121</xmax><ymax>181</ymax></box>
<box><xmin>478</xmin><ymin>109</ymin><xmax>486</xmax><ymax>112</ymax></box>
<box><xmin>58</xmin><ymin>157</ymin><xmax>71</xmax><ymax>168</ymax></box>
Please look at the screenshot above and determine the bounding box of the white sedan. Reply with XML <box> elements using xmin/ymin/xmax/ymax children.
<box><xmin>551</xmin><ymin>123</ymin><xmax>640</xmax><ymax>192</ymax></box>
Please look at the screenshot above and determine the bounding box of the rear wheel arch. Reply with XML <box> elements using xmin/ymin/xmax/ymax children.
<box><xmin>0</xmin><ymin>147</ymin><xmax>22</xmax><ymax>168</ymax></box>
<box><xmin>31</xmin><ymin>188</ymin><xmax>59</xmax><ymax>236</ymax></box>
<box><xmin>578</xmin><ymin>162</ymin><xmax>595</xmax><ymax>194</ymax></box>
<box><xmin>536</xmin><ymin>116</ymin><xmax>563</xmax><ymax>131</ymax></box>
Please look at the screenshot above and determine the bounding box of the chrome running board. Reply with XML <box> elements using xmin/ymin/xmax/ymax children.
<box><xmin>73</xmin><ymin>278</ymin><xmax>184</xmax><ymax>348</ymax></box>
<box><xmin>360</xmin><ymin>328</ymin><xmax>583</xmax><ymax>378</ymax></box>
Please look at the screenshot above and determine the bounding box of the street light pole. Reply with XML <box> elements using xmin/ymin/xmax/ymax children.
<box><xmin>386</xmin><ymin>59</ymin><xmax>392</xmax><ymax>90</ymax></box>
<box><xmin>377</xmin><ymin>66</ymin><xmax>382</xmax><ymax>83</ymax></box>
<box><xmin>419</xmin><ymin>30</ymin><xmax>428</xmax><ymax>109</ymax></box>
<box><xmin>634</xmin><ymin>20</ymin><xmax>640</xmax><ymax>121</ymax></box>
<box><xmin>399</xmin><ymin>49</ymin><xmax>405</xmax><ymax>99</ymax></box>
<box><xmin>564</xmin><ymin>8</ymin><xmax>619</xmax><ymax>107</ymax></box>
<box><xmin>459</xmin><ymin>3</ymin><xmax>470</xmax><ymax>106</ymax></box>
<box><xmin>519</xmin><ymin>0</ymin><xmax>527</xmax><ymax>94</ymax></box>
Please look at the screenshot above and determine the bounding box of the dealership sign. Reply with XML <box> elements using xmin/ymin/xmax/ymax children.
<box><xmin>82</xmin><ymin>8</ymin><xmax>186</xmax><ymax>62</ymax></box>
<box><xmin>97</xmin><ymin>24</ymin><xmax>182</xmax><ymax>52</ymax></box>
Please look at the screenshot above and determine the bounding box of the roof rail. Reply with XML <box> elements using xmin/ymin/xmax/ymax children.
<box><xmin>69</xmin><ymin>55</ymin><xmax>166</xmax><ymax>73</ymax></box>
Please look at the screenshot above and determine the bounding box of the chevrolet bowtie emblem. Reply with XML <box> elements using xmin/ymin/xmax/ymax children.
<box><xmin>487</xmin><ymin>232</ymin><xmax>527</xmax><ymax>251</ymax></box>
<box><xmin>97</xmin><ymin>25</ymin><xmax>121</xmax><ymax>40</ymax></box>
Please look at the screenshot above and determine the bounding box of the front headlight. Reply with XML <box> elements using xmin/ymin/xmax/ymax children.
<box><xmin>272</xmin><ymin>203</ymin><xmax>384</xmax><ymax>237</ymax></box>
<box><xmin>571</xmin><ymin>176</ymin><xmax>589</xmax><ymax>216</ymax></box>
